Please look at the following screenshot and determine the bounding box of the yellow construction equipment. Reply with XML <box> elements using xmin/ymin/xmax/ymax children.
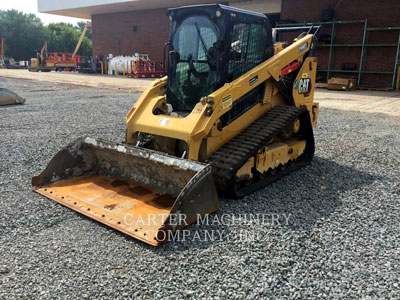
<box><xmin>33</xmin><ymin>5</ymin><xmax>320</xmax><ymax>245</ymax></box>
<box><xmin>0</xmin><ymin>37</ymin><xmax>5</xmax><ymax>67</ymax></box>
<box><xmin>29</xmin><ymin>41</ymin><xmax>53</xmax><ymax>72</ymax></box>
<box><xmin>29</xmin><ymin>24</ymin><xmax>90</xmax><ymax>72</ymax></box>
<box><xmin>72</xmin><ymin>22</ymin><xmax>91</xmax><ymax>59</ymax></box>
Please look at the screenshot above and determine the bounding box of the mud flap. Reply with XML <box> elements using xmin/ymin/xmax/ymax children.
<box><xmin>0</xmin><ymin>88</ymin><xmax>25</xmax><ymax>106</ymax></box>
<box><xmin>32</xmin><ymin>137</ymin><xmax>220</xmax><ymax>246</ymax></box>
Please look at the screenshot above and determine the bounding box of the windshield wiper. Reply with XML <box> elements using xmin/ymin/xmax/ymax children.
<box><xmin>194</xmin><ymin>22</ymin><xmax>212</xmax><ymax>61</ymax></box>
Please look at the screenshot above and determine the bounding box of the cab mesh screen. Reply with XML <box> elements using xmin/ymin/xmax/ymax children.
<box><xmin>221</xmin><ymin>22</ymin><xmax>267</xmax><ymax>125</ymax></box>
<box><xmin>228</xmin><ymin>23</ymin><xmax>268</xmax><ymax>82</ymax></box>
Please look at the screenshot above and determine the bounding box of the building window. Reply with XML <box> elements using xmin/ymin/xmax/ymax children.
<box><xmin>133</xmin><ymin>25</ymin><xmax>138</xmax><ymax>32</ymax></box>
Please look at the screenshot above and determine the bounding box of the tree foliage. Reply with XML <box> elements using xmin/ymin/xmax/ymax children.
<box><xmin>47</xmin><ymin>22</ymin><xmax>92</xmax><ymax>56</ymax></box>
<box><xmin>0</xmin><ymin>9</ymin><xmax>92</xmax><ymax>61</ymax></box>
<box><xmin>0</xmin><ymin>10</ymin><xmax>47</xmax><ymax>61</ymax></box>
<box><xmin>76</xmin><ymin>21</ymin><xmax>92</xmax><ymax>39</ymax></box>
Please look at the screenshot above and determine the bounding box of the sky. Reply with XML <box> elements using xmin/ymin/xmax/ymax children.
<box><xmin>2</xmin><ymin>0</ymin><xmax>88</xmax><ymax>25</ymax></box>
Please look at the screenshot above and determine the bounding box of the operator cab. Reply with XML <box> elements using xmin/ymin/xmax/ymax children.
<box><xmin>166</xmin><ymin>4</ymin><xmax>274</xmax><ymax>113</ymax></box>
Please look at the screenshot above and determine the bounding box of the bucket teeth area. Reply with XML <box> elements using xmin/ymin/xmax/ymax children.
<box><xmin>35</xmin><ymin>175</ymin><xmax>175</xmax><ymax>246</ymax></box>
<box><xmin>32</xmin><ymin>137</ymin><xmax>220</xmax><ymax>245</ymax></box>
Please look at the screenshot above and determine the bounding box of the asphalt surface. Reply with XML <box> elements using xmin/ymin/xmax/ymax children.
<box><xmin>0</xmin><ymin>77</ymin><xmax>399</xmax><ymax>299</ymax></box>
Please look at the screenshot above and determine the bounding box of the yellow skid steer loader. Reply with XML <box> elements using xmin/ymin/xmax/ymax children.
<box><xmin>33</xmin><ymin>4</ymin><xmax>320</xmax><ymax>245</ymax></box>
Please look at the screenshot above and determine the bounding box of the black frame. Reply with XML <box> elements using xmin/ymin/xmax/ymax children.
<box><xmin>165</xmin><ymin>4</ymin><xmax>274</xmax><ymax>111</ymax></box>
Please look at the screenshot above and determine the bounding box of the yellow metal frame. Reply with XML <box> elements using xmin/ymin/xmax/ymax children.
<box><xmin>72</xmin><ymin>23</ymin><xmax>90</xmax><ymax>59</ymax></box>
<box><xmin>126</xmin><ymin>34</ymin><xmax>318</xmax><ymax>161</ymax></box>
<box><xmin>255</xmin><ymin>140</ymin><xmax>306</xmax><ymax>174</ymax></box>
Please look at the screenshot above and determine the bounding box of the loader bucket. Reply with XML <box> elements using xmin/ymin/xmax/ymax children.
<box><xmin>0</xmin><ymin>88</ymin><xmax>25</xmax><ymax>106</ymax></box>
<box><xmin>32</xmin><ymin>137</ymin><xmax>220</xmax><ymax>246</ymax></box>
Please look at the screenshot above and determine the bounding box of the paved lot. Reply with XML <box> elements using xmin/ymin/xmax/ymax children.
<box><xmin>0</xmin><ymin>77</ymin><xmax>399</xmax><ymax>299</ymax></box>
<box><xmin>316</xmin><ymin>89</ymin><xmax>400</xmax><ymax>118</ymax></box>
<box><xmin>1</xmin><ymin>69</ymin><xmax>399</xmax><ymax>117</ymax></box>
<box><xmin>0</xmin><ymin>69</ymin><xmax>153</xmax><ymax>93</ymax></box>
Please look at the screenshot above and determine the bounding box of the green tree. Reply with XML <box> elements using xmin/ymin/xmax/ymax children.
<box><xmin>47</xmin><ymin>22</ymin><xmax>92</xmax><ymax>56</ymax></box>
<box><xmin>75</xmin><ymin>21</ymin><xmax>92</xmax><ymax>39</ymax></box>
<box><xmin>0</xmin><ymin>9</ymin><xmax>48</xmax><ymax>60</ymax></box>
<box><xmin>0</xmin><ymin>10</ymin><xmax>92</xmax><ymax>60</ymax></box>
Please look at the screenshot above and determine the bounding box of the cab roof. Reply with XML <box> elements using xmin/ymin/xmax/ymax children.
<box><xmin>167</xmin><ymin>4</ymin><xmax>269</xmax><ymax>22</ymax></box>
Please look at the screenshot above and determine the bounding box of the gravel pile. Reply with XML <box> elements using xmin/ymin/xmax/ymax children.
<box><xmin>0</xmin><ymin>77</ymin><xmax>399</xmax><ymax>299</ymax></box>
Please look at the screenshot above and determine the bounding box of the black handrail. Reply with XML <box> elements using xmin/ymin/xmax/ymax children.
<box><xmin>163</xmin><ymin>42</ymin><xmax>171</xmax><ymax>75</ymax></box>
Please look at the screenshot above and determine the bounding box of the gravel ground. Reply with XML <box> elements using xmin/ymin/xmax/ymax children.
<box><xmin>0</xmin><ymin>77</ymin><xmax>399</xmax><ymax>299</ymax></box>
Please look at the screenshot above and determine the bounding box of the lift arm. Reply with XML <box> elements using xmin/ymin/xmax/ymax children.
<box><xmin>1</xmin><ymin>37</ymin><xmax>5</xmax><ymax>59</ymax></box>
<box><xmin>72</xmin><ymin>22</ymin><xmax>91</xmax><ymax>58</ymax></box>
<box><xmin>40</xmin><ymin>41</ymin><xmax>48</xmax><ymax>59</ymax></box>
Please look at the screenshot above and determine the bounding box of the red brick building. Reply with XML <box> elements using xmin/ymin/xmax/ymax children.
<box><xmin>91</xmin><ymin>9</ymin><xmax>171</xmax><ymax>62</ymax></box>
<box><xmin>39</xmin><ymin>0</ymin><xmax>281</xmax><ymax>61</ymax></box>
<box><xmin>281</xmin><ymin>0</ymin><xmax>400</xmax><ymax>87</ymax></box>
<box><xmin>39</xmin><ymin>0</ymin><xmax>400</xmax><ymax>87</ymax></box>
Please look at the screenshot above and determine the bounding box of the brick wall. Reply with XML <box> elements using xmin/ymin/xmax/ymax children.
<box><xmin>91</xmin><ymin>1</ymin><xmax>399</xmax><ymax>87</ymax></box>
<box><xmin>92</xmin><ymin>8</ymin><xmax>170</xmax><ymax>62</ymax></box>
<box><xmin>281</xmin><ymin>0</ymin><xmax>400</xmax><ymax>87</ymax></box>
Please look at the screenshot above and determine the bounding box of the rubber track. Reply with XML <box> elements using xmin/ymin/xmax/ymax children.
<box><xmin>208</xmin><ymin>105</ymin><xmax>315</xmax><ymax>198</ymax></box>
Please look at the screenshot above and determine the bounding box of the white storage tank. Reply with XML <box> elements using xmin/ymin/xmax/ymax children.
<box><xmin>108</xmin><ymin>54</ymin><xmax>150</xmax><ymax>75</ymax></box>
